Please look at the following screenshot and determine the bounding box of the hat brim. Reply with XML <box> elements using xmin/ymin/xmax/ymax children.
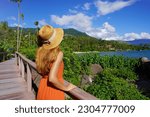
<box><xmin>43</xmin><ymin>28</ymin><xmax>64</xmax><ymax>49</ymax></box>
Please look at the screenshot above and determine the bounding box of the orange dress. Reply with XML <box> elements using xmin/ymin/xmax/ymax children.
<box><xmin>37</xmin><ymin>61</ymin><xmax>65</xmax><ymax>100</ymax></box>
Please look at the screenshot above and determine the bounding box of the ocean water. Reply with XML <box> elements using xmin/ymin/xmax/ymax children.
<box><xmin>100</xmin><ymin>50</ymin><xmax>150</xmax><ymax>59</ymax></box>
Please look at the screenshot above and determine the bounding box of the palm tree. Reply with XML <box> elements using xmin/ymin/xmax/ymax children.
<box><xmin>34</xmin><ymin>21</ymin><xmax>39</xmax><ymax>32</ymax></box>
<box><xmin>34</xmin><ymin>21</ymin><xmax>40</xmax><ymax>46</ymax></box>
<box><xmin>19</xmin><ymin>13</ymin><xmax>24</xmax><ymax>49</ymax></box>
<box><xmin>10</xmin><ymin>0</ymin><xmax>22</xmax><ymax>52</ymax></box>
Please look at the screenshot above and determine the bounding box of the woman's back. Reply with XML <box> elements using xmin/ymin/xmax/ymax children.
<box><xmin>37</xmin><ymin>61</ymin><xmax>65</xmax><ymax>100</ymax></box>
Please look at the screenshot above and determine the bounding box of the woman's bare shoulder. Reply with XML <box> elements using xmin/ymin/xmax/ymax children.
<box><xmin>58</xmin><ymin>51</ymin><xmax>63</xmax><ymax>57</ymax></box>
<box><xmin>56</xmin><ymin>51</ymin><xmax>63</xmax><ymax>63</ymax></box>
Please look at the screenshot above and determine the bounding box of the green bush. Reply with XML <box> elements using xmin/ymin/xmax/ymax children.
<box><xmin>62</xmin><ymin>47</ymin><xmax>82</xmax><ymax>86</ymax></box>
<box><xmin>106</xmin><ymin>68</ymin><xmax>138</xmax><ymax>81</ymax></box>
<box><xmin>79</xmin><ymin>54</ymin><xmax>139</xmax><ymax>71</ymax></box>
<box><xmin>85</xmin><ymin>68</ymin><xmax>149</xmax><ymax>100</ymax></box>
<box><xmin>19</xmin><ymin>46</ymin><xmax>36</xmax><ymax>61</ymax></box>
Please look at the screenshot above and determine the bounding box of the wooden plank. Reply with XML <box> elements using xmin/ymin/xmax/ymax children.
<box><xmin>0</xmin><ymin>64</ymin><xmax>16</xmax><ymax>67</ymax></box>
<box><xmin>0</xmin><ymin>83</ymin><xmax>26</xmax><ymax>90</ymax></box>
<box><xmin>0</xmin><ymin>70</ymin><xmax>18</xmax><ymax>74</ymax></box>
<box><xmin>0</xmin><ymin>59</ymin><xmax>15</xmax><ymax>65</ymax></box>
<box><xmin>27</xmin><ymin>63</ymin><xmax>32</xmax><ymax>92</ymax></box>
<box><xmin>0</xmin><ymin>81</ymin><xmax>25</xmax><ymax>85</ymax></box>
<box><xmin>0</xmin><ymin>74</ymin><xmax>19</xmax><ymax>79</ymax></box>
<box><xmin>0</xmin><ymin>92</ymin><xmax>25</xmax><ymax>100</ymax></box>
<box><xmin>0</xmin><ymin>91</ymin><xmax>35</xmax><ymax>100</ymax></box>
<box><xmin>0</xmin><ymin>58</ymin><xmax>35</xmax><ymax>100</ymax></box>
<box><xmin>0</xmin><ymin>78</ymin><xmax>24</xmax><ymax>84</ymax></box>
<box><xmin>23</xmin><ymin>92</ymin><xmax>35</xmax><ymax>100</ymax></box>
<box><xmin>0</xmin><ymin>86</ymin><xmax>26</xmax><ymax>96</ymax></box>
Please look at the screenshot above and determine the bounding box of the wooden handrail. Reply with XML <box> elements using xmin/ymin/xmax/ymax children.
<box><xmin>15</xmin><ymin>52</ymin><xmax>97</xmax><ymax>100</ymax></box>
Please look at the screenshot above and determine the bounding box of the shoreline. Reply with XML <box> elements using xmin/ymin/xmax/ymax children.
<box><xmin>73</xmin><ymin>50</ymin><xmax>150</xmax><ymax>59</ymax></box>
<box><xmin>73</xmin><ymin>51</ymin><xmax>100</xmax><ymax>54</ymax></box>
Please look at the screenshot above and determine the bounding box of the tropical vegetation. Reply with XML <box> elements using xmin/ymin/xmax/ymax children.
<box><xmin>0</xmin><ymin>20</ymin><xmax>150</xmax><ymax>99</ymax></box>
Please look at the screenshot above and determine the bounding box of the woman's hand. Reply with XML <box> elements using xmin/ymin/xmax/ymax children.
<box><xmin>66</xmin><ymin>83</ymin><xmax>76</xmax><ymax>91</ymax></box>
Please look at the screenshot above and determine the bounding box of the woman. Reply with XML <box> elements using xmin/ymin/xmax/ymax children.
<box><xmin>36</xmin><ymin>25</ymin><xmax>75</xmax><ymax>100</ymax></box>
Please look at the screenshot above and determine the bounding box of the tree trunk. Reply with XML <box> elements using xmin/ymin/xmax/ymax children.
<box><xmin>17</xmin><ymin>2</ymin><xmax>20</xmax><ymax>51</ymax></box>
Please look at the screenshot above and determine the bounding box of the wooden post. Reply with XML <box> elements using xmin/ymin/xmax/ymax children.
<box><xmin>15</xmin><ymin>53</ymin><xmax>17</xmax><ymax>66</ymax></box>
<box><xmin>20</xmin><ymin>59</ymin><xmax>25</xmax><ymax>78</ymax></box>
<box><xmin>18</xmin><ymin>57</ymin><xmax>22</xmax><ymax>75</ymax></box>
<box><xmin>18</xmin><ymin>57</ymin><xmax>21</xmax><ymax>74</ymax></box>
<box><xmin>26</xmin><ymin>63</ymin><xmax>32</xmax><ymax>92</ymax></box>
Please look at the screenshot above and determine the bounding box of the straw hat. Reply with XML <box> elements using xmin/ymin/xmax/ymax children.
<box><xmin>38</xmin><ymin>25</ymin><xmax>64</xmax><ymax>49</ymax></box>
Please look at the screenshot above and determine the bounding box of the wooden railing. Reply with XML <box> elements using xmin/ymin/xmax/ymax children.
<box><xmin>15</xmin><ymin>52</ymin><xmax>97</xmax><ymax>100</ymax></box>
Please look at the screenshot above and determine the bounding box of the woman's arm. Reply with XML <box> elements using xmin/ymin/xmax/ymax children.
<box><xmin>49</xmin><ymin>51</ymin><xmax>75</xmax><ymax>91</ymax></box>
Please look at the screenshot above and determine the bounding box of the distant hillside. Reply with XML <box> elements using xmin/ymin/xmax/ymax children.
<box><xmin>64</xmin><ymin>28</ymin><xmax>89</xmax><ymax>37</ymax></box>
<box><xmin>10</xmin><ymin>27</ymin><xmax>36</xmax><ymax>34</ymax></box>
<box><xmin>10</xmin><ymin>27</ymin><xmax>89</xmax><ymax>37</ymax></box>
<box><xmin>127</xmin><ymin>39</ymin><xmax>150</xmax><ymax>45</ymax></box>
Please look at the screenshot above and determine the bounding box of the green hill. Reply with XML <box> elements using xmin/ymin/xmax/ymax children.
<box><xmin>64</xmin><ymin>28</ymin><xmax>88</xmax><ymax>37</ymax></box>
<box><xmin>10</xmin><ymin>27</ymin><xmax>89</xmax><ymax>37</ymax></box>
<box><xmin>10</xmin><ymin>27</ymin><xmax>36</xmax><ymax>34</ymax></box>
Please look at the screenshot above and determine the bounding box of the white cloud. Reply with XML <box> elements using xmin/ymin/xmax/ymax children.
<box><xmin>95</xmin><ymin>0</ymin><xmax>135</xmax><ymax>15</ymax></box>
<box><xmin>82</xmin><ymin>3</ymin><xmax>91</xmax><ymax>10</ymax></box>
<box><xmin>122</xmin><ymin>32</ymin><xmax>150</xmax><ymax>41</ymax></box>
<box><xmin>10</xmin><ymin>23</ymin><xmax>23</xmax><ymax>27</ymax></box>
<box><xmin>10</xmin><ymin>23</ymin><xmax>17</xmax><ymax>27</ymax></box>
<box><xmin>51</xmin><ymin>13</ymin><xmax>93</xmax><ymax>32</ymax></box>
<box><xmin>123</xmin><ymin>32</ymin><xmax>141</xmax><ymax>41</ymax></box>
<box><xmin>88</xmin><ymin>25</ymin><xmax>150</xmax><ymax>41</ymax></box>
<box><xmin>8</xmin><ymin>16</ymin><xmax>16</xmax><ymax>21</ymax></box>
<box><xmin>75</xmin><ymin>5</ymin><xmax>80</xmax><ymax>9</ymax></box>
<box><xmin>86</xmin><ymin>22</ymin><xmax>117</xmax><ymax>40</ymax></box>
<box><xmin>103</xmin><ymin>22</ymin><xmax>115</xmax><ymax>32</ymax></box>
<box><xmin>22</xmin><ymin>22</ymin><xmax>26</xmax><ymax>27</ymax></box>
<box><xmin>140</xmin><ymin>32</ymin><xmax>150</xmax><ymax>39</ymax></box>
<box><xmin>69</xmin><ymin>9</ymin><xmax>78</xmax><ymax>14</ymax></box>
<box><xmin>51</xmin><ymin>12</ymin><xmax>150</xmax><ymax>41</ymax></box>
<box><xmin>38</xmin><ymin>19</ymin><xmax>48</xmax><ymax>26</ymax></box>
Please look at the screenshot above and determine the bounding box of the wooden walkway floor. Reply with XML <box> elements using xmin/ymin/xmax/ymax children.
<box><xmin>0</xmin><ymin>58</ymin><xmax>35</xmax><ymax>100</ymax></box>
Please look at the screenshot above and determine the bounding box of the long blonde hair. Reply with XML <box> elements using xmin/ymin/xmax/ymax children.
<box><xmin>36</xmin><ymin>46</ymin><xmax>60</xmax><ymax>75</ymax></box>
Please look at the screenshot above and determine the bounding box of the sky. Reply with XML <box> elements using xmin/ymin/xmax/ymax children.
<box><xmin>0</xmin><ymin>0</ymin><xmax>150</xmax><ymax>41</ymax></box>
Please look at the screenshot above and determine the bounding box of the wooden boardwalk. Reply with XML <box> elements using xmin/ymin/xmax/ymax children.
<box><xmin>0</xmin><ymin>58</ymin><xmax>35</xmax><ymax>100</ymax></box>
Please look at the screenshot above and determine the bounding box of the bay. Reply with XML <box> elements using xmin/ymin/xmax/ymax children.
<box><xmin>100</xmin><ymin>50</ymin><xmax>150</xmax><ymax>59</ymax></box>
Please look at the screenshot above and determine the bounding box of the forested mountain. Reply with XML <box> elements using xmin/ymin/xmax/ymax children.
<box><xmin>61</xmin><ymin>35</ymin><xmax>149</xmax><ymax>52</ymax></box>
<box><xmin>127</xmin><ymin>39</ymin><xmax>150</xmax><ymax>45</ymax></box>
<box><xmin>64</xmin><ymin>28</ymin><xmax>88</xmax><ymax>37</ymax></box>
<box><xmin>10</xmin><ymin>27</ymin><xmax>36</xmax><ymax>34</ymax></box>
<box><xmin>10</xmin><ymin>27</ymin><xmax>89</xmax><ymax>37</ymax></box>
<box><xmin>9</xmin><ymin>26</ymin><xmax>150</xmax><ymax>48</ymax></box>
